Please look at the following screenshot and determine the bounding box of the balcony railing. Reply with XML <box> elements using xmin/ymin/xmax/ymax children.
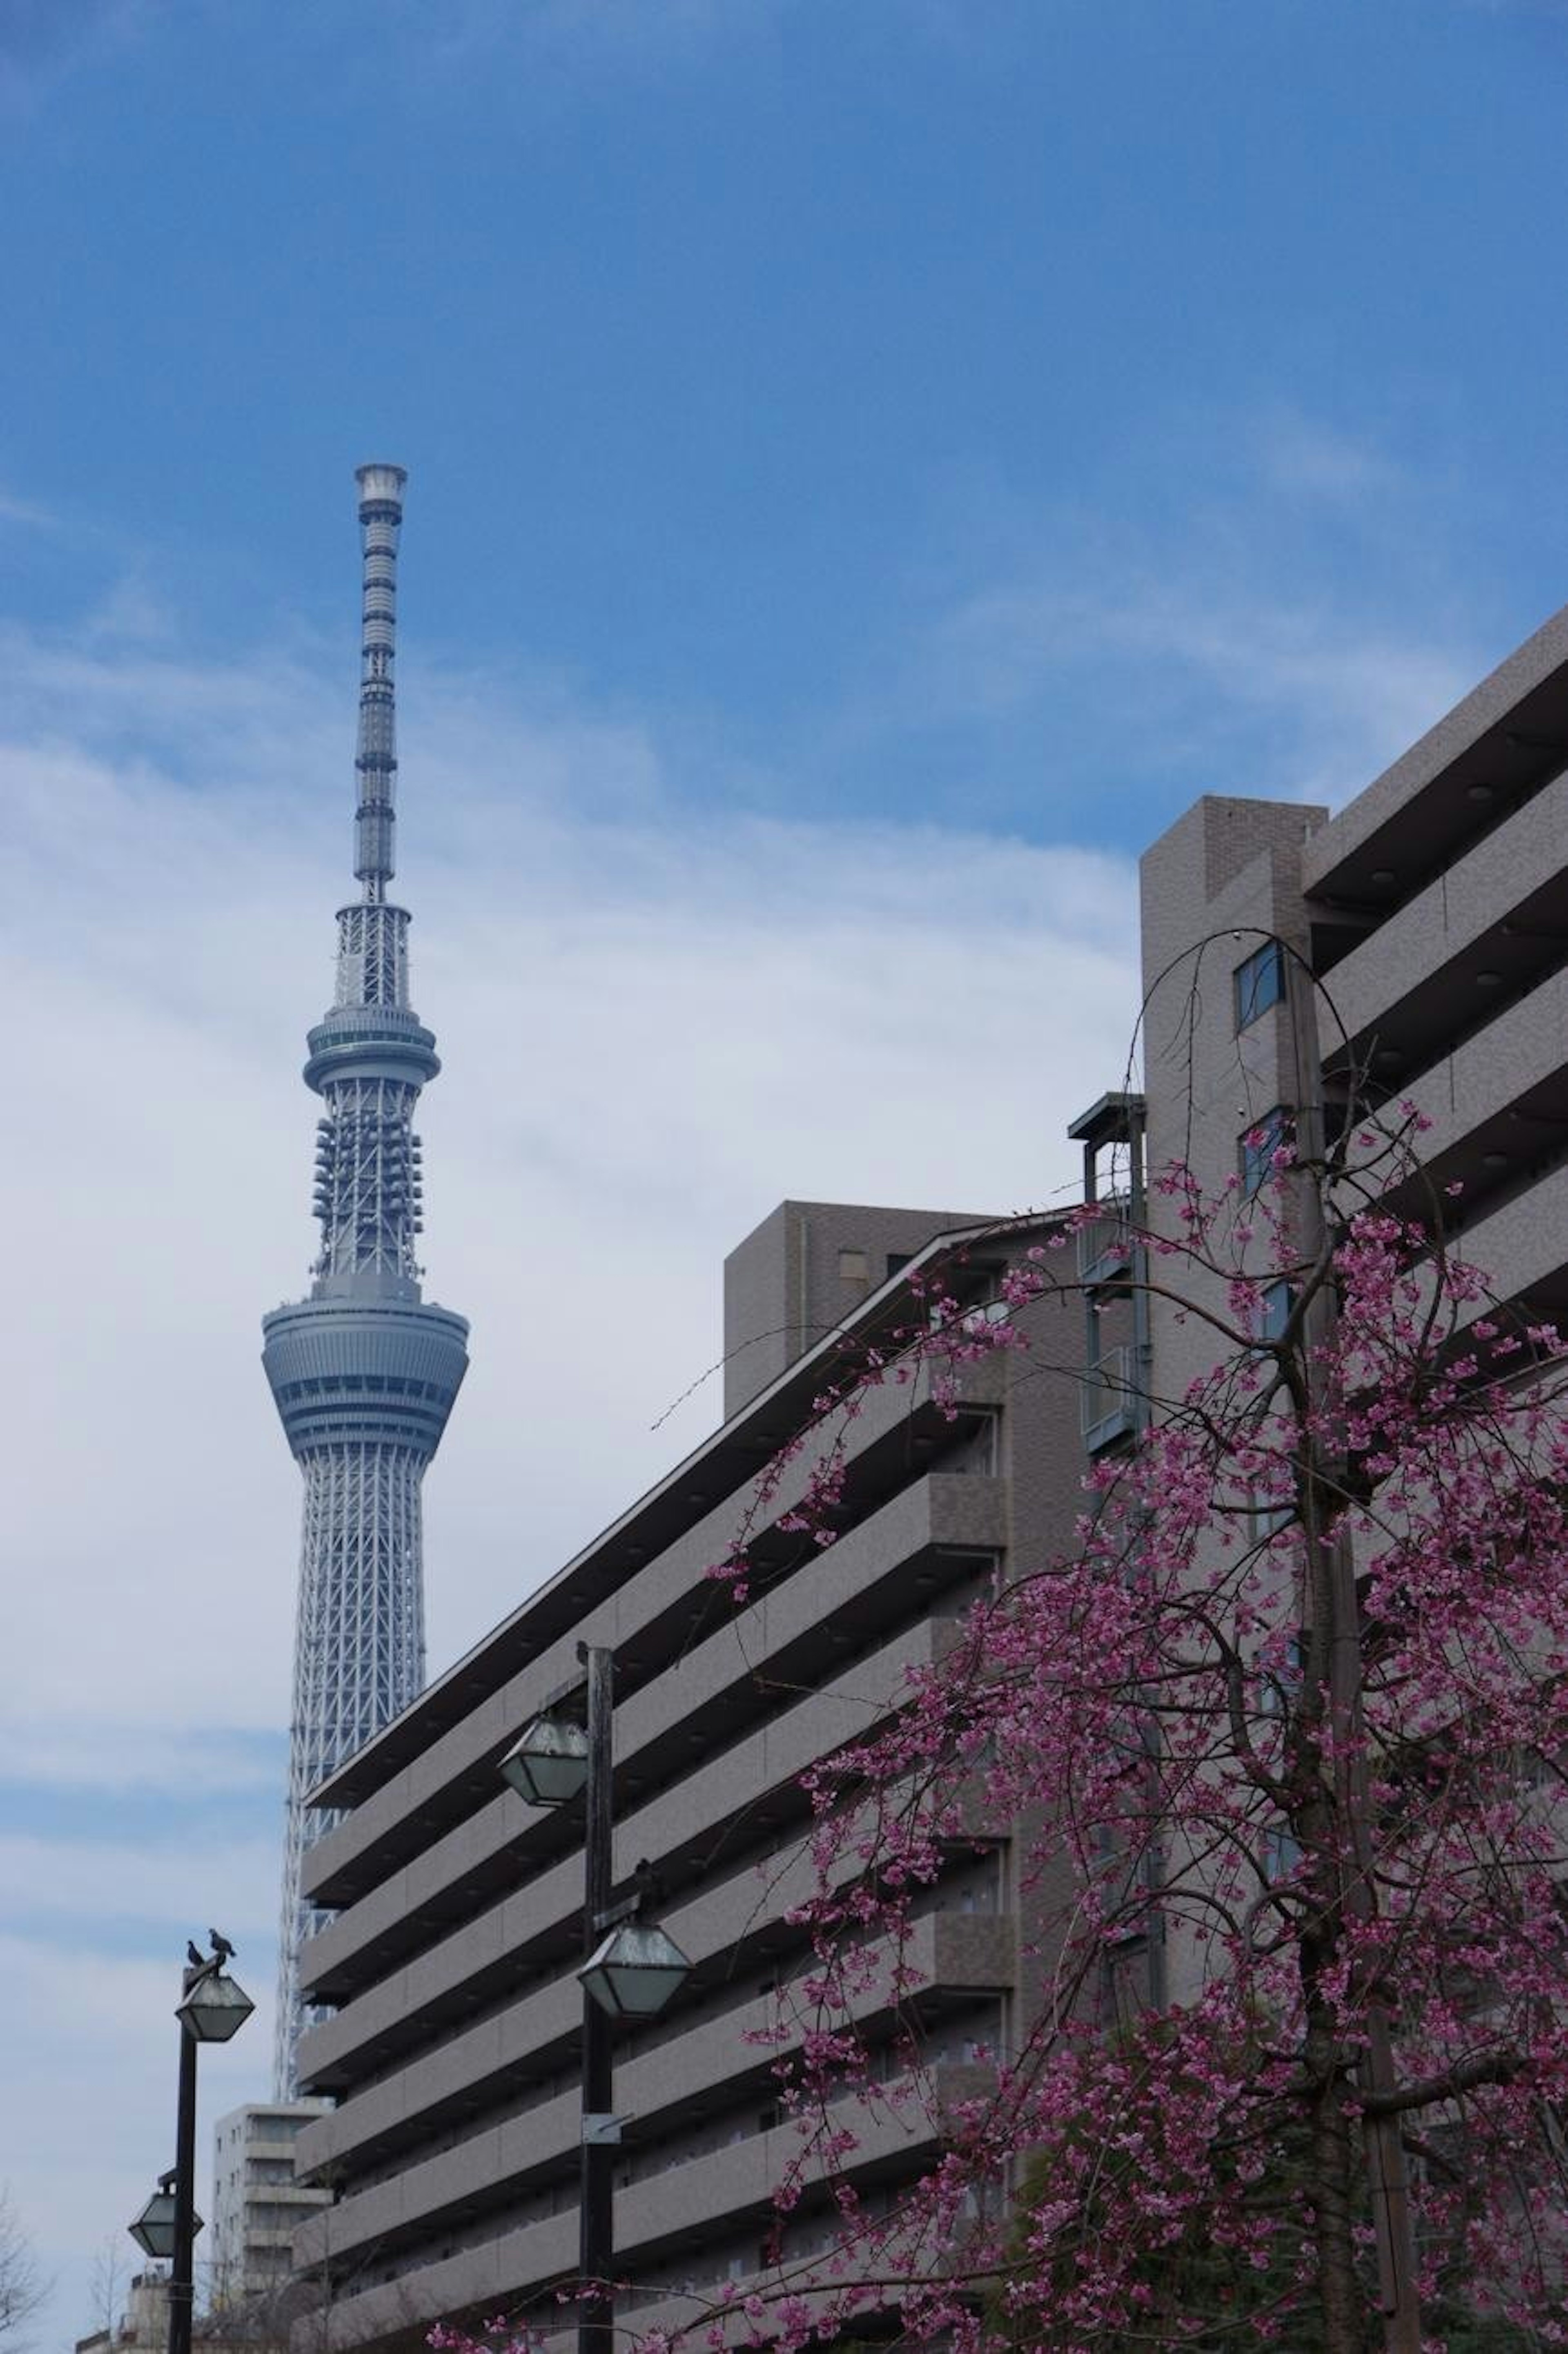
<box><xmin>1081</xmin><ymin>1344</ymin><xmax>1140</xmax><ymax>1452</ymax></box>
<box><xmin>1077</xmin><ymin>1199</ymin><xmax>1135</xmax><ymax>1291</ymax></box>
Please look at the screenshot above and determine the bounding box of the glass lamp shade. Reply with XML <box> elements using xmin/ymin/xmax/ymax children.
<box><xmin>129</xmin><ymin>2183</ymin><xmax>201</xmax><ymax>2258</ymax></box>
<box><xmin>176</xmin><ymin>1968</ymin><xmax>255</xmax><ymax>2043</ymax></box>
<box><xmin>498</xmin><ymin>1714</ymin><xmax>589</xmax><ymax>1808</ymax></box>
<box><xmin>579</xmin><ymin>1921</ymin><xmax>693</xmax><ymax>2020</ymax></box>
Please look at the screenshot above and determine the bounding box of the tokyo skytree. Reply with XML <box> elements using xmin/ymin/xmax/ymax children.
<box><xmin>263</xmin><ymin>465</ymin><xmax>469</xmax><ymax>2096</ymax></box>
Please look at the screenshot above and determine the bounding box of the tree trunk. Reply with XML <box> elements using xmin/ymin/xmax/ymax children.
<box><xmin>1303</xmin><ymin>1988</ymin><xmax>1370</xmax><ymax>2354</ymax></box>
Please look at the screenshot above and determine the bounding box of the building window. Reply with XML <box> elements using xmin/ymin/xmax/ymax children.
<box><xmin>1234</xmin><ymin>940</ymin><xmax>1285</xmax><ymax>1031</ymax></box>
<box><xmin>1239</xmin><ymin>1107</ymin><xmax>1291</xmax><ymax>1197</ymax></box>
<box><xmin>1250</xmin><ymin>1489</ymin><xmax>1293</xmax><ymax>1540</ymax></box>
<box><xmin>1256</xmin><ymin>1277</ymin><xmax>1292</xmax><ymax>1342</ymax></box>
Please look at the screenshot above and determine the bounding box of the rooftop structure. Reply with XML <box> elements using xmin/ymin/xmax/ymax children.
<box><xmin>263</xmin><ymin>465</ymin><xmax>469</xmax><ymax>2095</ymax></box>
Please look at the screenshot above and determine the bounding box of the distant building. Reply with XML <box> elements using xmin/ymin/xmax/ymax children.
<box><xmin>210</xmin><ymin>2103</ymin><xmax>331</xmax><ymax>2310</ymax></box>
<box><xmin>75</xmin><ymin>2270</ymin><xmax>225</xmax><ymax>2354</ymax></box>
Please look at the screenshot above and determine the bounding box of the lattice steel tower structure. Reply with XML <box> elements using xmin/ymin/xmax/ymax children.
<box><xmin>263</xmin><ymin>465</ymin><xmax>469</xmax><ymax>2097</ymax></box>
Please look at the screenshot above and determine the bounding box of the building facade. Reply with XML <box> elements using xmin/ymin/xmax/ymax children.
<box><xmin>211</xmin><ymin>2104</ymin><xmax>332</xmax><ymax>2312</ymax></box>
<box><xmin>285</xmin><ymin>1198</ymin><xmax>1096</xmax><ymax>2351</ymax></box>
<box><xmin>1138</xmin><ymin>598</ymin><xmax>1568</xmax><ymax>1405</ymax></box>
<box><xmin>264</xmin><ymin>466</ymin><xmax>469</xmax><ymax>2096</ymax></box>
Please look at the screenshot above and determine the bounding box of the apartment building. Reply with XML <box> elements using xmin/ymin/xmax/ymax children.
<box><xmin>211</xmin><ymin>2103</ymin><xmax>332</xmax><ymax>2310</ymax></box>
<box><xmin>1138</xmin><ymin>600</ymin><xmax>1568</xmax><ymax>1398</ymax></box>
<box><xmin>286</xmin><ymin>1198</ymin><xmax>1102</xmax><ymax>2353</ymax></box>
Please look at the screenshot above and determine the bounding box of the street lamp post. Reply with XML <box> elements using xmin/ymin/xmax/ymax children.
<box><xmin>499</xmin><ymin>1645</ymin><xmax>691</xmax><ymax>2354</ymax></box>
<box><xmin>578</xmin><ymin>1645</ymin><xmax>614</xmax><ymax>2354</ymax></box>
<box><xmin>130</xmin><ymin>1934</ymin><xmax>253</xmax><ymax>2354</ymax></box>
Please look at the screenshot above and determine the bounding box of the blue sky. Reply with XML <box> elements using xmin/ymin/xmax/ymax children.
<box><xmin>6</xmin><ymin>0</ymin><xmax>1568</xmax><ymax>2343</ymax></box>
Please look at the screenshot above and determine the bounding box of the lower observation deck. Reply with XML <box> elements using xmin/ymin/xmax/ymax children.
<box><xmin>262</xmin><ymin>1296</ymin><xmax>470</xmax><ymax>1460</ymax></box>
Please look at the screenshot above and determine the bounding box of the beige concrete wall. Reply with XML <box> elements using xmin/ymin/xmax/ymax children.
<box><xmin>1320</xmin><ymin>767</ymin><xmax>1568</xmax><ymax>1054</ymax></box>
<box><xmin>302</xmin><ymin>1351</ymin><xmax>1011</xmax><ymax>1913</ymax></box>
<box><xmin>295</xmin><ymin>1917</ymin><xmax>1011</xmax><ymax>2271</ymax></box>
<box><xmin>309</xmin><ymin>2066</ymin><xmax>992</xmax><ymax>2354</ymax></box>
<box><xmin>722</xmin><ymin>1200</ymin><xmax>995</xmax><ymax>1418</ymax></box>
<box><xmin>300</xmin><ymin>1469</ymin><xmax>1005</xmax><ymax>1995</ymax></box>
<box><xmin>298</xmin><ymin>1598</ymin><xmax>974</xmax><ymax>2090</ymax></box>
<box><xmin>1139</xmin><ymin>796</ymin><xmax>1322</xmax><ymax>1408</ymax></box>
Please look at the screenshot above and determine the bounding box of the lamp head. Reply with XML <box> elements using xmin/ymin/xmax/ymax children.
<box><xmin>579</xmin><ymin>1921</ymin><xmax>692</xmax><ymax>2021</ymax></box>
<box><xmin>499</xmin><ymin>1712</ymin><xmax>589</xmax><ymax>1808</ymax></box>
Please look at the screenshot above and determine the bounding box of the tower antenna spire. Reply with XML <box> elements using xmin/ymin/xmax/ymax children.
<box><xmin>263</xmin><ymin>465</ymin><xmax>470</xmax><ymax>2097</ymax></box>
<box><xmin>352</xmin><ymin>461</ymin><xmax>407</xmax><ymax>905</ymax></box>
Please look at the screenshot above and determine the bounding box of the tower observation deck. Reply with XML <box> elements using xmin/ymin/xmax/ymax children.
<box><xmin>263</xmin><ymin>466</ymin><xmax>469</xmax><ymax>2097</ymax></box>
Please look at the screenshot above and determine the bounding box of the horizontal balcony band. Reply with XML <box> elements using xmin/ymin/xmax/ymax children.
<box><xmin>301</xmin><ymin>1270</ymin><xmax>1035</xmax><ymax>1825</ymax></box>
<box><xmin>294</xmin><ymin>1907</ymin><xmax>1012</xmax><ymax>2208</ymax></box>
<box><xmin>301</xmin><ymin>1358</ymin><xmax>1014</xmax><ymax>1900</ymax></box>
<box><xmin>296</xmin><ymin>1608</ymin><xmax>971</xmax><ymax>2081</ymax></box>
<box><xmin>1302</xmin><ymin>602</ymin><xmax>1568</xmax><ymax>913</ymax></box>
<box><xmin>1449</xmin><ymin>1154</ymin><xmax>1568</xmax><ymax>1326</ymax></box>
<box><xmin>301</xmin><ymin>1471</ymin><xmax>1003</xmax><ymax>1966</ymax></box>
<box><xmin>1319</xmin><ymin>769</ymin><xmax>1568</xmax><ymax>1080</ymax></box>
<box><xmin>299</xmin><ymin>2065</ymin><xmax>991</xmax><ymax>2352</ymax></box>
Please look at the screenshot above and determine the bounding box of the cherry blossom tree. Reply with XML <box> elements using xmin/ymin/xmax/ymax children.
<box><xmin>713</xmin><ymin>1085</ymin><xmax>1568</xmax><ymax>2354</ymax></box>
<box><xmin>430</xmin><ymin>992</ymin><xmax>1568</xmax><ymax>2354</ymax></box>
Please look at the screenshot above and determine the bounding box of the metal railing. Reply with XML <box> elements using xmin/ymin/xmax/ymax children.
<box><xmin>1080</xmin><ymin>1343</ymin><xmax>1140</xmax><ymax>1449</ymax></box>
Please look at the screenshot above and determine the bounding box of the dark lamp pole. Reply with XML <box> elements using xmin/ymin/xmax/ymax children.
<box><xmin>499</xmin><ymin>1645</ymin><xmax>690</xmax><ymax>2354</ymax></box>
<box><xmin>155</xmin><ymin>1936</ymin><xmax>251</xmax><ymax>2354</ymax></box>
<box><xmin>578</xmin><ymin>1646</ymin><xmax>615</xmax><ymax>2354</ymax></box>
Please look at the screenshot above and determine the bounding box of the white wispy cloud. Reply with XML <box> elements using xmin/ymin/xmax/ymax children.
<box><xmin>1</xmin><ymin>620</ymin><xmax>1138</xmax><ymax>1760</ymax></box>
<box><xmin>1249</xmin><ymin>408</ymin><xmax>1402</xmax><ymax>504</ymax></box>
<box><xmin>0</xmin><ymin>604</ymin><xmax>1140</xmax><ymax>2341</ymax></box>
<box><xmin>0</xmin><ymin>484</ymin><xmax>59</xmax><ymax>529</ymax></box>
<box><xmin>932</xmin><ymin>573</ymin><xmax>1470</xmax><ymax>799</ymax></box>
<box><xmin>0</xmin><ymin>1835</ymin><xmax>276</xmax><ymax>1935</ymax></box>
<box><xmin>0</xmin><ymin>0</ymin><xmax>151</xmax><ymax>107</ymax></box>
<box><xmin>906</xmin><ymin>415</ymin><xmax>1483</xmax><ymax>811</ymax></box>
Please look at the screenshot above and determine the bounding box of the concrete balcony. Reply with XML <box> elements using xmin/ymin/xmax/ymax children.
<box><xmin>1453</xmin><ymin>1157</ymin><xmax>1568</xmax><ymax>1324</ymax></box>
<box><xmin>1301</xmin><ymin>601</ymin><xmax>1568</xmax><ymax>908</ymax></box>
<box><xmin>296</xmin><ymin>1602</ymin><xmax>981</xmax><ymax>2093</ymax></box>
<box><xmin>297</xmin><ymin>1835</ymin><xmax>853</xmax><ymax>2176</ymax></box>
<box><xmin>294</xmin><ymin>1913</ymin><xmax>1012</xmax><ymax>2251</ymax></box>
<box><xmin>1316</xmin><ymin>769</ymin><xmax>1568</xmax><ymax>1079</ymax></box>
<box><xmin>1387</xmin><ymin>963</ymin><xmax>1568</xmax><ymax>1170</ymax></box>
<box><xmin>299</xmin><ymin>1471</ymin><xmax>1003</xmax><ymax>2003</ymax></box>
<box><xmin>617</xmin><ymin>2062</ymin><xmax>991</xmax><ymax>2257</ymax></box>
<box><xmin>303</xmin><ymin>1356</ymin><xmax>1011</xmax><ymax>1910</ymax></box>
<box><xmin>304</xmin><ymin>2065</ymin><xmax>991</xmax><ymax>2354</ymax></box>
